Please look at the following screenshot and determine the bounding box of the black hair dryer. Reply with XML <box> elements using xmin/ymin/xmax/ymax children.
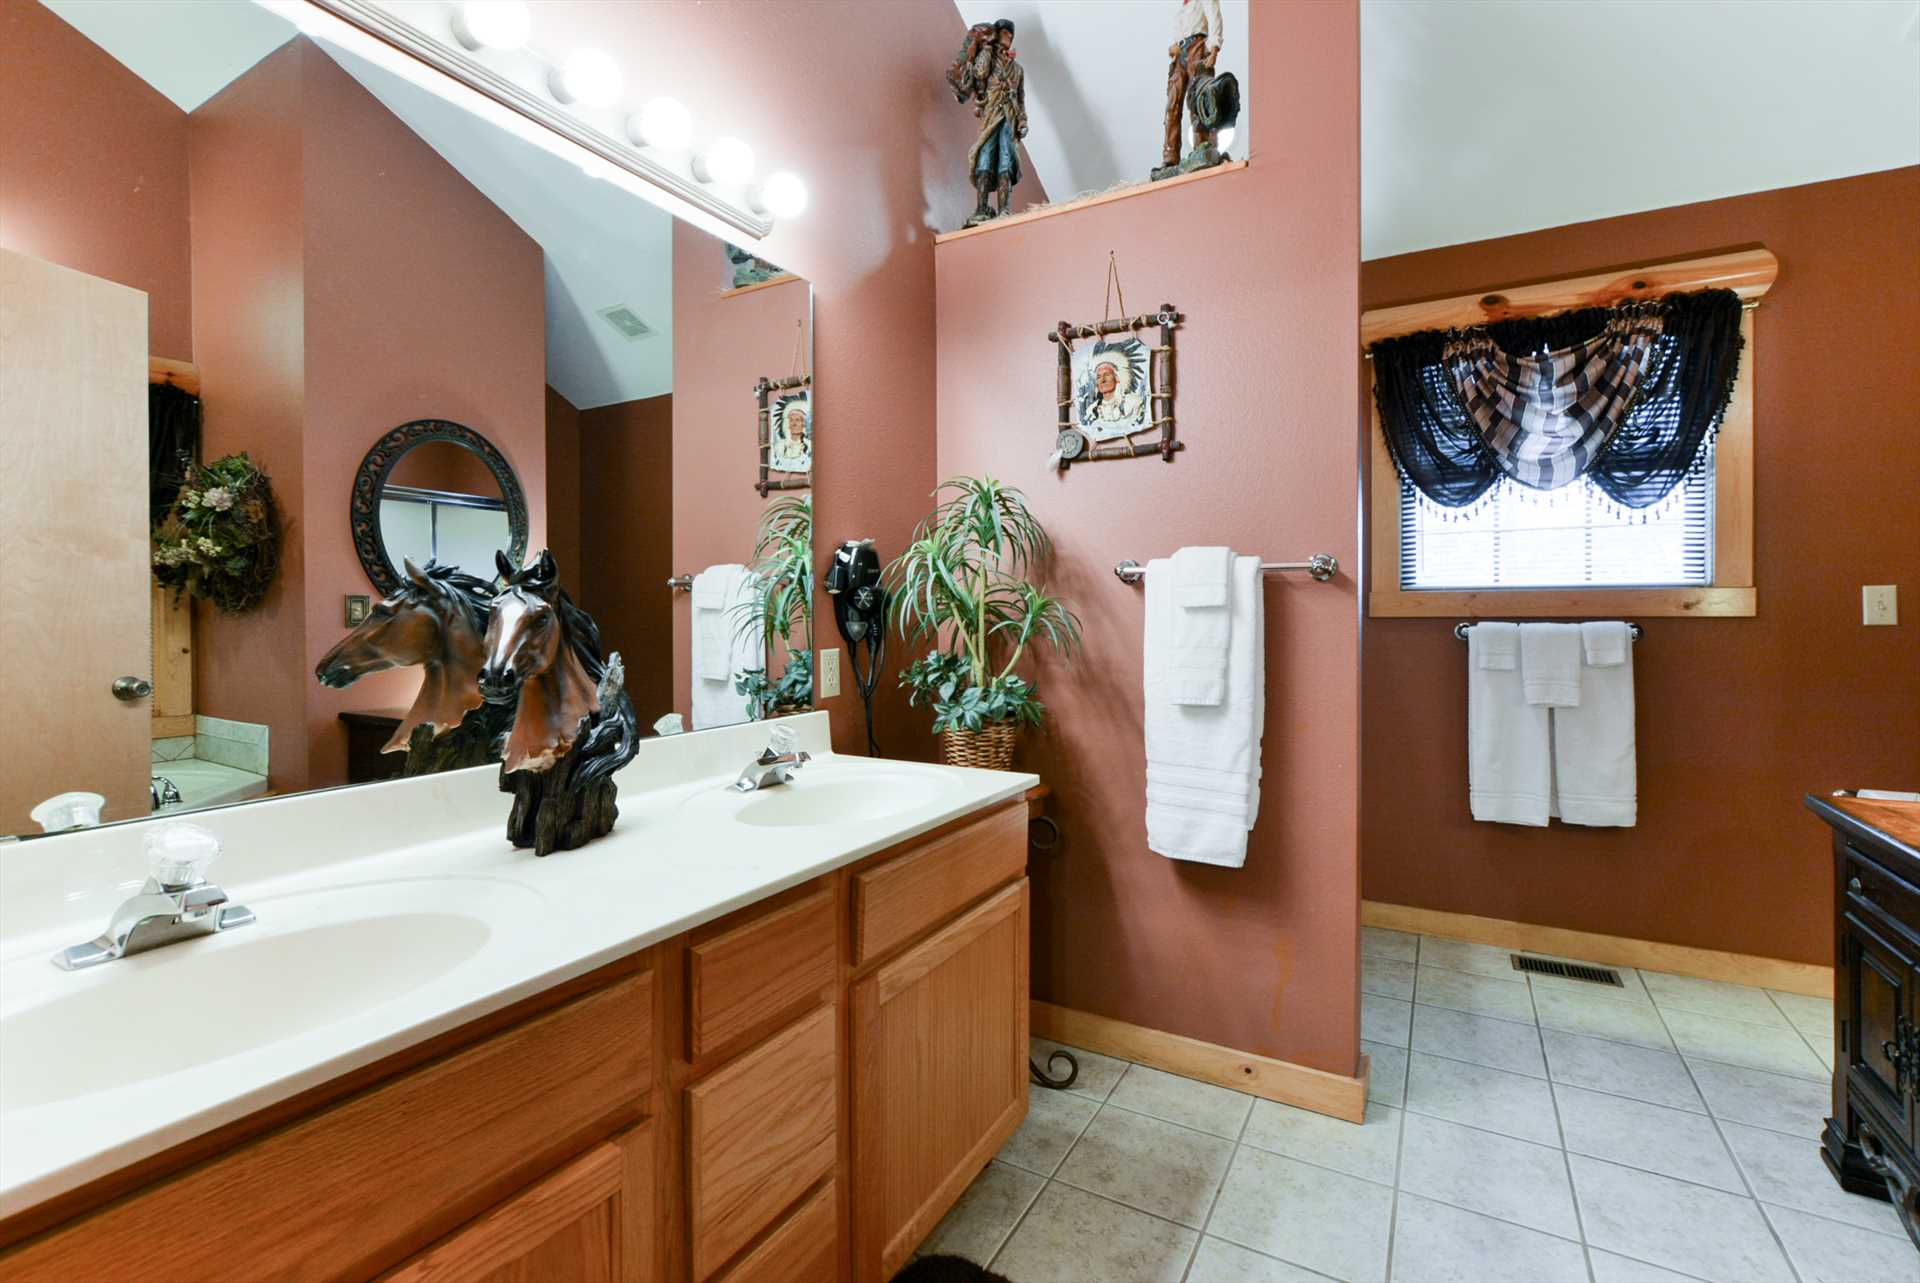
<box><xmin>825</xmin><ymin>538</ymin><xmax>886</xmax><ymax>754</ymax></box>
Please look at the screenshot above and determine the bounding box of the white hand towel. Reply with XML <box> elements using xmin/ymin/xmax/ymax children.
<box><xmin>1553</xmin><ymin>632</ymin><xmax>1636</xmax><ymax>826</ymax></box>
<box><xmin>1167</xmin><ymin>546</ymin><xmax>1235</xmax><ymax>706</ymax></box>
<box><xmin>1469</xmin><ymin>622</ymin><xmax>1550</xmax><ymax>826</ymax></box>
<box><xmin>690</xmin><ymin>564</ymin><xmax>756</xmax><ymax>729</ymax></box>
<box><xmin>1171</xmin><ymin>546</ymin><xmax>1232</xmax><ymax>608</ymax></box>
<box><xmin>1144</xmin><ymin>554</ymin><xmax>1263</xmax><ymax>865</ymax></box>
<box><xmin>1580</xmin><ymin>620</ymin><xmax>1631</xmax><ymax>668</ymax></box>
<box><xmin>1520</xmin><ymin>622</ymin><xmax>1582</xmax><ymax>707</ymax></box>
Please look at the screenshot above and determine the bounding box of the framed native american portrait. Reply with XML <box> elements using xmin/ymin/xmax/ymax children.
<box><xmin>755</xmin><ymin>373</ymin><xmax>811</xmax><ymax>495</ymax></box>
<box><xmin>1048</xmin><ymin>303</ymin><xmax>1183</xmax><ymax>469</ymax></box>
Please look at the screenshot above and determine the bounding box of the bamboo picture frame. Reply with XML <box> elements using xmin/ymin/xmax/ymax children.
<box><xmin>755</xmin><ymin>373</ymin><xmax>812</xmax><ymax>497</ymax></box>
<box><xmin>1047</xmin><ymin>303</ymin><xmax>1183</xmax><ymax>470</ymax></box>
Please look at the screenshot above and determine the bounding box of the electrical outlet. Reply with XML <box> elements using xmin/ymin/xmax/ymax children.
<box><xmin>818</xmin><ymin>647</ymin><xmax>842</xmax><ymax>698</ymax></box>
<box><xmin>1864</xmin><ymin>585</ymin><xmax>1899</xmax><ymax>627</ymax></box>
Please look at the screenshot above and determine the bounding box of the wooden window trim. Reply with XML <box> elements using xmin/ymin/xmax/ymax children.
<box><xmin>1364</xmin><ymin>249</ymin><xmax>1773</xmax><ymax>619</ymax></box>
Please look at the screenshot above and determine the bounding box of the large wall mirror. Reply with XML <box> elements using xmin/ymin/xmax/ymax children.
<box><xmin>0</xmin><ymin>0</ymin><xmax>813</xmax><ymax>835</ymax></box>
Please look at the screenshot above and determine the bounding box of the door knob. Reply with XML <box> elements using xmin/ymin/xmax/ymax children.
<box><xmin>112</xmin><ymin>676</ymin><xmax>153</xmax><ymax>701</ymax></box>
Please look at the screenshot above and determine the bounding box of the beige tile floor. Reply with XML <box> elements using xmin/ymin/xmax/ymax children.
<box><xmin>919</xmin><ymin>929</ymin><xmax>1918</xmax><ymax>1283</ymax></box>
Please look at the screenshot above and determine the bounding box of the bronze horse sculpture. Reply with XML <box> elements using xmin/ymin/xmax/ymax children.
<box><xmin>480</xmin><ymin>549</ymin><xmax>637</xmax><ymax>856</ymax></box>
<box><xmin>314</xmin><ymin>559</ymin><xmax>512</xmax><ymax>775</ymax></box>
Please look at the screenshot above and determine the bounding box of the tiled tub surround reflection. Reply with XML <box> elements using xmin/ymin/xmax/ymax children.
<box><xmin>147</xmin><ymin>717</ymin><xmax>270</xmax><ymax>812</ymax></box>
<box><xmin>927</xmin><ymin>932</ymin><xmax>1908</xmax><ymax>1283</ymax></box>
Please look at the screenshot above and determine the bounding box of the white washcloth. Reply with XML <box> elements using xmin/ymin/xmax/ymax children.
<box><xmin>1144</xmin><ymin>554</ymin><xmax>1264</xmax><ymax>865</ymax></box>
<box><xmin>1469</xmin><ymin>623</ymin><xmax>1551</xmax><ymax>826</ymax></box>
<box><xmin>1520</xmin><ymin>623</ymin><xmax>1582</xmax><ymax>707</ymax></box>
<box><xmin>1168</xmin><ymin>546</ymin><xmax>1235</xmax><ymax>706</ymax></box>
<box><xmin>1553</xmin><ymin>631</ymin><xmax>1636</xmax><ymax>826</ymax></box>
<box><xmin>690</xmin><ymin>564</ymin><xmax>758</xmax><ymax>729</ymax></box>
<box><xmin>1171</xmin><ymin>545</ymin><xmax>1232</xmax><ymax>608</ymax></box>
<box><xmin>1580</xmin><ymin>620</ymin><xmax>1631</xmax><ymax>668</ymax></box>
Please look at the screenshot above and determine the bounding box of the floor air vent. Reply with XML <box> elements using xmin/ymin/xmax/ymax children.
<box><xmin>1510</xmin><ymin>954</ymin><xmax>1625</xmax><ymax>987</ymax></box>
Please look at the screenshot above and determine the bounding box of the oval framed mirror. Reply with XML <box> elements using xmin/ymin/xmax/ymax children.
<box><xmin>350</xmin><ymin>420</ymin><xmax>528</xmax><ymax>597</ymax></box>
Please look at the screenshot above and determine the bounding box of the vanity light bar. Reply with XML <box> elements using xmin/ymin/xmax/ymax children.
<box><xmin>280</xmin><ymin>0</ymin><xmax>782</xmax><ymax>241</ymax></box>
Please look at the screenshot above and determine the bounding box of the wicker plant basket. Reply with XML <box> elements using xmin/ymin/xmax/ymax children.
<box><xmin>940</xmin><ymin>722</ymin><xmax>1020</xmax><ymax>771</ymax></box>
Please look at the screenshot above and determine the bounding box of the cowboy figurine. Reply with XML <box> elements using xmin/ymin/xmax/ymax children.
<box><xmin>948</xmin><ymin>19</ymin><xmax>1027</xmax><ymax>227</ymax></box>
<box><xmin>1155</xmin><ymin>0</ymin><xmax>1224</xmax><ymax>181</ymax></box>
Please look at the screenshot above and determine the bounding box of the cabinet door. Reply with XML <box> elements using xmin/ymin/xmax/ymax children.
<box><xmin>1844</xmin><ymin>911</ymin><xmax>1917</xmax><ymax>1144</ymax></box>
<box><xmin>851</xmin><ymin>879</ymin><xmax>1028</xmax><ymax>1283</ymax></box>
<box><xmin>383</xmin><ymin>1124</ymin><xmax>652</xmax><ymax>1283</ymax></box>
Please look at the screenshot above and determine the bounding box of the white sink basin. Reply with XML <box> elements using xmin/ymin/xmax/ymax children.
<box><xmin>0</xmin><ymin>877</ymin><xmax>537</xmax><ymax>1110</ymax></box>
<box><xmin>682</xmin><ymin>765</ymin><xmax>954</xmax><ymax>829</ymax></box>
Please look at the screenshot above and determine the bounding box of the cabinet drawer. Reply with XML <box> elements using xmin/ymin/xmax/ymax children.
<box><xmin>854</xmin><ymin>803</ymin><xmax>1026</xmax><ymax>964</ymax></box>
<box><xmin>2</xmin><ymin>971</ymin><xmax>653</xmax><ymax>1283</ymax></box>
<box><xmin>712</xmin><ymin>1181</ymin><xmax>837</xmax><ymax>1283</ymax></box>
<box><xmin>689</xmin><ymin>887</ymin><xmax>835</xmax><ymax>1059</ymax></box>
<box><xmin>687</xmin><ymin>1005</ymin><xmax>838</xmax><ymax>1280</ymax></box>
<box><xmin>1847</xmin><ymin>845</ymin><xmax>1920</xmax><ymax>944</ymax></box>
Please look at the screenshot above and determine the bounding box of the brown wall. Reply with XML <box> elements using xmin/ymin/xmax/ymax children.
<box><xmin>545</xmin><ymin>386</ymin><xmax>583</xmax><ymax>588</ymax></box>
<box><xmin>1360</xmin><ymin>167</ymin><xmax>1920</xmax><ymax>965</ymax></box>
<box><xmin>0</xmin><ymin>0</ymin><xmax>194</xmax><ymax>359</ymax></box>
<box><xmin>529</xmin><ymin>0</ymin><xmax>1045</xmax><ymax>761</ymax></box>
<box><xmin>189</xmin><ymin>39</ymin><xmax>546</xmax><ymax>792</ymax></box>
<box><xmin>578</xmin><ymin>393</ymin><xmax>675</xmax><ymax>724</ymax></box>
<box><xmin>934</xmin><ymin>3</ymin><xmax>1363</xmax><ymax>1073</ymax></box>
<box><xmin>189</xmin><ymin>40</ymin><xmax>311</xmax><ymax>791</ymax></box>
<box><xmin>670</xmin><ymin>225</ymin><xmax>810</xmax><ymax>725</ymax></box>
<box><xmin>387</xmin><ymin>441</ymin><xmax>503</xmax><ymax>496</ymax></box>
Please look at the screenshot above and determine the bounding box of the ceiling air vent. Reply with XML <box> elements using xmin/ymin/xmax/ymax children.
<box><xmin>1510</xmin><ymin>955</ymin><xmax>1625</xmax><ymax>987</ymax></box>
<box><xmin>597</xmin><ymin>304</ymin><xmax>655</xmax><ymax>341</ymax></box>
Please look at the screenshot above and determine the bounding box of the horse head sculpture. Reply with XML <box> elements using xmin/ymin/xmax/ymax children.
<box><xmin>481</xmin><ymin>549</ymin><xmax>609</xmax><ymax>775</ymax></box>
<box><xmin>314</xmin><ymin>558</ymin><xmax>498</xmax><ymax>757</ymax></box>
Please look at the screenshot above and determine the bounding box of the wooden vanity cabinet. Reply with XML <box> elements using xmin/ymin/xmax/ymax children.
<box><xmin>0</xmin><ymin>797</ymin><xmax>1033</xmax><ymax>1283</ymax></box>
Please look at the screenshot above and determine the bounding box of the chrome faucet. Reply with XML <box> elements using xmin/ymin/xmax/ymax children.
<box><xmin>732</xmin><ymin>725</ymin><xmax>811</xmax><ymax>793</ymax></box>
<box><xmin>150</xmin><ymin>775</ymin><xmax>183</xmax><ymax>809</ymax></box>
<box><xmin>52</xmin><ymin>822</ymin><xmax>254</xmax><ymax>971</ymax></box>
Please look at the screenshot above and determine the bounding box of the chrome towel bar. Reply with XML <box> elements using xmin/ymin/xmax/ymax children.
<box><xmin>1113</xmin><ymin>555</ymin><xmax>1338</xmax><ymax>585</ymax></box>
<box><xmin>1453</xmin><ymin>621</ymin><xmax>1642</xmax><ymax>641</ymax></box>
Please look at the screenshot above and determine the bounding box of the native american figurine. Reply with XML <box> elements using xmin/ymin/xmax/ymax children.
<box><xmin>1154</xmin><ymin>0</ymin><xmax>1237</xmax><ymax>181</ymax></box>
<box><xmin>947</xmin><ymin>18</ymin><xmax>1027</xmax><ymax>227</ymax></box>
<box><xmin>479</xmin><ymin>550</ymin><xmax>639</xmax><ymax>857</ymax></box>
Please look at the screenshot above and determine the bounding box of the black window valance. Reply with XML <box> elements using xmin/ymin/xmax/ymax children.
<box><xmin>1369</xmin><ymin>287</ymin><xmax>1745</xmax><ymax>511</ymax></box>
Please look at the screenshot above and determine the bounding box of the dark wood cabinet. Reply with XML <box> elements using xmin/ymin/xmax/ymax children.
<box><xmin>340</xmin><ymin>709</ymin><xmax>407</xmax><ymax>784</ymax></box>
<box><xmin>1810</xmin><ymin>793</ymin><xmax>1920</xmax><ymax>1247</ymax></box>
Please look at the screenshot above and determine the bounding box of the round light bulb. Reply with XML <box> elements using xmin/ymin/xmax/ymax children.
<box><xmin>629</xmin><ymin>97</ymin><xmax>692</xmax><ymax>152</ymax></box>
<box><xmin>695</xmin><ymin>137</ymin><xmax>755</xmax><ymax>188</ymax></box>
<box><xmin>549</xmin><ymin>49</ymin><xmax>622</xmax><ymax>110</ymax></box>
<box><xmin>450</xmin><ymin>0</ymin><xmax>529</xmax><ymax>52</ymax></box>
<box><xmin>1216</xmin><ymin>124</ymin><xmax>1238</xmax><ymax>154</ymax></box>
<box><xmin>753</xmin><ymin>171</ymin><xmax>809</xmax><ymax>220</ymax></box>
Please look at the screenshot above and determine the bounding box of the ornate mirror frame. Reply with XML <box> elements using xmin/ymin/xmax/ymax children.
<box><xmin>350</xmin><ymin>419</ymin><xmax>529</xmax><ymax>597</ymax></box>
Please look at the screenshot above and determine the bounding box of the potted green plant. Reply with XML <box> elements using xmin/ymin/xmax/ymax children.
<box><xmin>887</xmin><ymin>476</ymin><xmax>1080</xmax><ymax>770</ymax></box>
<box><xmin>730</xmin><ymin>495</ymin><xmax>814</xmax><ymax>719</ymax></box>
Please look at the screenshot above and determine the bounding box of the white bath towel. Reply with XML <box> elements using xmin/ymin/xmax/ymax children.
<box><xmin>1167</xmin><ymin>546</ymin><xmax>1235</xmax><ymax>706</ymax></box>
<box><xmin>1553</xmin><ymin>622</ymin><xmax>1636</xmax><ymax>826</ymax></box>
<box><xmin>1520</xmin><ymin>623</ymin><xmax>1582</xmax><ymax>707</ymax></box>
<box><xmin>1468</xmin><ymin>622</ymin><xmax>1551</xmax><ymax>826</ymax></box>
<box><xmin>1144</xmin><ymin>554</ymin><xmax>1264</xmax><ymax>866</ymax></box>
<box><xmin>690</xmin><ymin>564</ymin><xmax>758</xmax><ymax>729</ymax></box>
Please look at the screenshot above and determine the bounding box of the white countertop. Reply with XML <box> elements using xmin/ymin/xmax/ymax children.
<box><xmin>0</xmin><ymin>713</ymin><xmax>1036</xmax><ymax>1217</ymax></box>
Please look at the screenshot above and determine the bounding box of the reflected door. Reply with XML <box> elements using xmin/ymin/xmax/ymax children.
<box><xmin>0</xmin><ymin>250</ymin><xmax>152</xmax><ymax>829</ymax></box>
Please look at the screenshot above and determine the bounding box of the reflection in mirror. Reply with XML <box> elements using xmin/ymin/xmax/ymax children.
<box><xmin>0</xmin><ymin>0</ymin><xmax>811</xmax><ymax>836</ymax></box>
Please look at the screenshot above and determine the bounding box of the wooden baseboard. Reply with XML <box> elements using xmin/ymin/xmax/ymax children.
<box><xmin>1362</xmin><ymin>901</ymin><xmax>1832</xmax><ymax>999</ymax></box>
<box><xmin>1031</xmin><ymin>1001</ymin><xmax>1368</xmax><ymax>1123</ymax></box>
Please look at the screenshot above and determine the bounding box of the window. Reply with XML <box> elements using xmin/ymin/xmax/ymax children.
<box><xmin>1364</xmin><ymin>250</ymin><xmax>1765</xmax><ymax>619</ymax></box>
<box><xmin>1399</xmin><ymin>444</ymin><xmax>1714</xmax><ymax>591</ymax></box>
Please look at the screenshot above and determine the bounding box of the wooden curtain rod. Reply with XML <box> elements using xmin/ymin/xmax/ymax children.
<box><xmin>1359</xmin><ymin>247</ymin><xmax>1778</xmax><ymax>350</ymax></box>
<box><xmin>149</xmin><ymin>356</ymin><xmax>200</xmax><ymax>396</ymax></box>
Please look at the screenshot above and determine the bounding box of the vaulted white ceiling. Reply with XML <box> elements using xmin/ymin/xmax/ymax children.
<box><xmin>41</xmin><ymin>0</ymin><xmax>673</xmax><ymax>409</ymax></box>
<box><xmin>961</xmin><ymin>0</ymin><xmax>1919</xmax><ymax>261</ymax></box>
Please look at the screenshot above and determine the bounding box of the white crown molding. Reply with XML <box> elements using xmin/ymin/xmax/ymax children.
<box><xmin>300</xmin><ymin>0</ymin><xmax>773</xmax><ymax>241</ymax></box>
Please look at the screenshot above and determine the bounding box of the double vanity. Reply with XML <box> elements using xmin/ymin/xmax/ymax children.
<box><xmin>0</xmin><ymin>714</ymin><xmax>1038</xmax><ymax>1282</ymax></box>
